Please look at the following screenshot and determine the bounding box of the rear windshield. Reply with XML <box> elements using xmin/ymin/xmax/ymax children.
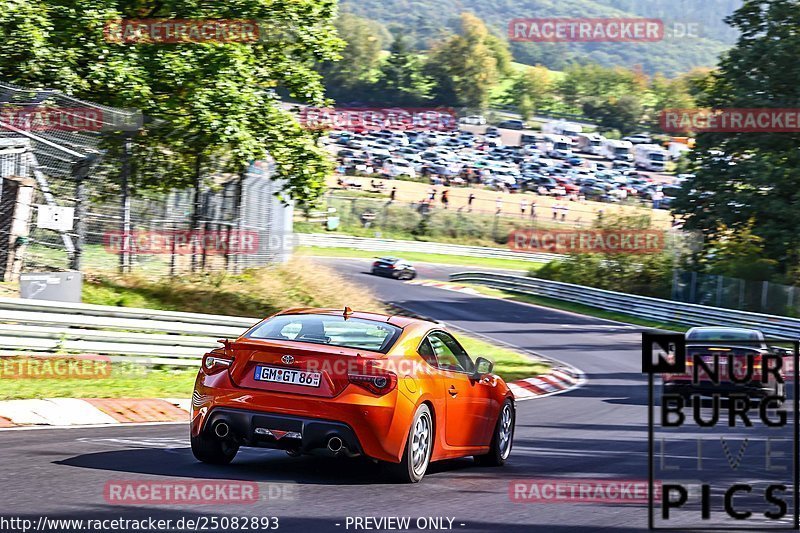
<box><xmin>246</xmin><ymin>315</ymin><xmax>402</xmax><ymax>353</ymax></box>
<box><xmin>687</xmin><ymin>329</ymin><xmax>761</xmax><ymax>342</ymax></box>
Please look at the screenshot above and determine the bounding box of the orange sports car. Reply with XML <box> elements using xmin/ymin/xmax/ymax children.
<box><xmin>191</xmin><ymin>307</ymin><xmax>515</xmax><ymax>482</ymax></box>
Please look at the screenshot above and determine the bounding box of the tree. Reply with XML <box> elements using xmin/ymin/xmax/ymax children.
<box><xmin>0</xmin><ymin>0</ymin><xmax>344</xmax><ymax>206</ymax></box>
<box><xmin>507</xmin><ymin>66</ymin><xmax>555</xmax><ymax>119</ymax></box>
<box><xmin>425</xmin><ymin>13</ymin><xmax>508</xmax><ymax>110</ymax></box>
<box><xmin>701</xmin><ymin>221</ymin><xmax>779</xmax><ymax>281</ymax></box>
<box><xmin>559</xmin><ymin>64</ymin><xmax>646</xmax><ymax>112</ymax></box>
<box><xmin>672</xmin><ymin>0</ymin><xmax>800</xmax><ymax>275</ymax></box>
<box><xmin>319</xmin><ymin>13</ymin><xmax>389</xmax><ymax>99</ymax></box>
<box><xmin>582</xmin><ymin>95</ymin><xmax>645</xmax><ymax>134</ymax></box>
<box><xmin>374</xmin><ymin>32</ymin><xmax>433</xmax><ymax>105</ymax></box>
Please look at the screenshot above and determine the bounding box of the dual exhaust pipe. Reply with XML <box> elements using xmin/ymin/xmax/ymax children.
<box><xmin>212</xmin><ymin>421</ymin><xmax>352</xmax><ymax>456</ymax></box>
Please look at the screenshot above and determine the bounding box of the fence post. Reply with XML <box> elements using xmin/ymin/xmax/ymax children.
<box><xmin>119</xmin><ymin>134</ymin><xmax>132</xmax><ymax>274</ymax></box>
<box><xmin>68</xmin><ymin>157</ymin><xmax>94</xmax><ymax>272</ymax></box>
<box><xmin>739</xmin><ymin>278</ymin><xmax>745</xmax><ymax>309</ymax></box>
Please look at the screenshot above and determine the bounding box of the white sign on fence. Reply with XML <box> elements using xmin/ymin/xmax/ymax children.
<box><xmin>36</xmin><ymin>205</ymin><xmax>75</xmax><ymax>232</ymax></box>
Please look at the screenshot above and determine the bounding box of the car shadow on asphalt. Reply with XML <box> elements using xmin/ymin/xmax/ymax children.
<box><xmin>55</xmin><ymin>447</ymin><xmax>493</xmax><ymax>486</ymax></box>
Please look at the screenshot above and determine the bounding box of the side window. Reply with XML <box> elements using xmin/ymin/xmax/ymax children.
<box><xmin>427</xmin><ymin>332</ymin><xmax>474</xmax><ymax>373</ymax></box>
<box><xmin>418</xmin><ymin>338</ymin><xmax>438</xmax><ymax>367</ymax></box>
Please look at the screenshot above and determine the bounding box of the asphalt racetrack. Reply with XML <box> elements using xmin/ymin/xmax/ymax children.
<box><xmin>0</xmin><ymin>258</ymin><xmax>793</xmax><ymax>532</ymax></box>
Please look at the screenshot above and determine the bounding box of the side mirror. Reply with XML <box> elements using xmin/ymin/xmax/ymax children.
<box><xmin>474</xmin><ymin>357</ymin><xmax>494</xmax><ymax>377</ymax></box>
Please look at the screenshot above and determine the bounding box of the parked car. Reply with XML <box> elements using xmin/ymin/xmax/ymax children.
<box><xmin>460</xmin><ymin>115</ymin><xmax>487</xmax><ymax>125</ymax></box>
<box><xmin>498</xmin><ymin>119</ymin><xmax>525</xmax><ymax>130</ymax></box>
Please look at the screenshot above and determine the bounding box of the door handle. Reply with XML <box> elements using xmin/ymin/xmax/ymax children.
<box><xmin>448</xmin><ymin>385</ymin><xmax>458</xmax><ymax>397</ymax></box>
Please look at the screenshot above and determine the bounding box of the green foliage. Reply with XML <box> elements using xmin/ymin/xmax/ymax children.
<box><xmin>700</xmin><ymin>221</ymin><xmax>779</xmax><ymax>282</ymax></box>
<box><xmin>373</xmin><ymin>33</ymin><xmax>434</xmax><ymax>105</ymax></box>
<box><xmin>0</xmin><ymin>0</ymin><xmax>343</xmax><ymax>206</ymax></box>
<box><xmin>320</xmin><ymin>12</ymin><xmax>389</xmax><ymax>99</ymax></box>
<box><xmin>582</xmin><ymin>94</ymin><xmax>646</xmax><ymax>135</ymax></box>
<box><xmin>425</xmin><ymin>13</ymin><xmax>508</xmax><ymax>110</ymax></box>
<box><xmin>507</xmin><ymin>66</ymin><xmax>556</xmax><ymax>119</ymax></box>
<box><xmin>339</xmin><ymin>0</ymin><xmax>739</xmax><ymax>75</ymax></box>
<box><xmin>530</xmin><ymin>213</ymin><xmax>675</xmax><ymax>298</ymax></box>
<box><xmin>672</xmin><ymin>0</ymin><xmax>800</xmax><ymax>276</ymax></box>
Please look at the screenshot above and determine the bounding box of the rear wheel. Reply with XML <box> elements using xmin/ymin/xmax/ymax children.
<box><xmin>475</xmin><ymin>399</ymin><xmax>514</xmax><ymax>466</ymax></box>
<box><xmin>387</xmin><ymin>404</ymin><xmax>432</xmax><ymax>483</ymax></box>
<box><xmin>191</xmin><ymin>431</ymin><xmax>239</xmax><ymax>465</ymax></box>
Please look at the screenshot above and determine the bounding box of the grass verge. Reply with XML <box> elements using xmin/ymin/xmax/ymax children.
<box><xmin>0</xmin><ymin>363</ymin><xmax>197</xmax><ymax>401</ymax></box>
<box><xmin>296</xmin><ymin>245</ymin><xmax>540</xmax><ymax>272</ymax></box>
<box><xmin>454</xmin><ymin>335</ymin><xmax>549</xmax><ymax>382</ymax></box>
<box><xmin>459</xmin><ymin>283</ymin><xmax>688</xmax><ymax>332</ymax></box>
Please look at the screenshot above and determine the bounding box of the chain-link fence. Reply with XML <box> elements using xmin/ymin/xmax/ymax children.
<box><xmin>672</xmin><ymin>270</ymin><xmax>800</xmax><ymax>318</ymax></box>
<box><xmin>0</xmin><ymin>82</ymin><xmax>292</xmax><ymax>281</ymax></box>
<box><xmin>296</xmin><ymin>193</ymin><xmax>648</xmax><ymax>246</ymax></box>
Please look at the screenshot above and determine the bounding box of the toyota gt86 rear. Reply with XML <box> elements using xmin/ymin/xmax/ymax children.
<box><xmin>191</xmin><ymin>308</ymin><xmax>515</xmax><ymax>482</ymax></box>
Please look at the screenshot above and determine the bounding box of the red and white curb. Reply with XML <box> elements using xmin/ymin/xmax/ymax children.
<box><xmin>406</xmin><ymin>279</ymin><xmax>480</xmax><ymax>294</ymax></box>
<box><xmin>0</xmin><ymin>398</ymin><xmax>190</xmax><ymax>428</ymax></box>
<box><xmin>509</xmin><ymin>367</ymin><xmax>585</xmax><ymax>401</ymax></box>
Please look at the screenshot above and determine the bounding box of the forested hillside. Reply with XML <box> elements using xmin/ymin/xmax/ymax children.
<box><xmin>340</xmin><ymin>0</ymin><xmax>742</xmax><ymax>75</ymax></box>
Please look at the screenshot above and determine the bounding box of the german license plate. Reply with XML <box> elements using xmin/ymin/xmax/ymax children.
<box><xmin>254</xmin><ymin>365</ymin><xmax>321</xmax><ymax>387</ymax></box>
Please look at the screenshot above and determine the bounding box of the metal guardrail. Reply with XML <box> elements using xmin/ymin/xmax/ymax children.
<box><xmin>0</xmin><ymin>297</ymin><xmax>259</xmax><ymax>366</ymax></box>
<box><xmin>297</xmin><ymin>233</ymin><xmax>563</xmax><ymax>263</ymax></box>
<box><xmin>449</xmin><ymin>272</ymin><xmax>800</xmax><ymax>338</ymax></box>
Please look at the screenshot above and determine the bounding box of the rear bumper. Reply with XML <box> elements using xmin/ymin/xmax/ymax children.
<box><xmin>203</xmin><ymin>407</ymin><xmax>364</xmax><ymax>456</ymax></box>
<box><xmin>192</xmin><ymin>371</ymin><xmax>412</xmax><ymax>463</ymax></box>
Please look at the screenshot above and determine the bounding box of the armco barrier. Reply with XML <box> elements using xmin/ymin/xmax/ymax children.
<box><xmin>297</xmin><ymin>233</ymin><xmax>562</xmax><ymax>263</ymax></box>
<box><xmin>0</xmin><ymin>296</ymin><xmax>258</xmax><ymax>366</ymax></box>
<box><xmin>449</xmin><ymin>272</ymin><xmax>800</xmax><ymax>338</ymax></box>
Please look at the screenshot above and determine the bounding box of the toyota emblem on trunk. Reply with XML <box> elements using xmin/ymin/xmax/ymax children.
<box><xmin>281</xmin><ymin>355</ymin><xmax>295</xmax><ymax>365</ymax></box>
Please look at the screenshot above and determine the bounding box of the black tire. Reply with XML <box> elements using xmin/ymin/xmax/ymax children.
<box><xmin>386</xmin><ymin>404</ymin><xmax>433</xmax><ymax>483</ymax></box>
<box><xmin>191</xmin><ymin>432</ymin><xmax>239</xmax><ymax>465</ymax></box>
<box><xmin>475</xmin><ymin>399</ymin><xmax>514</xmax><ymax>466</ymax></box>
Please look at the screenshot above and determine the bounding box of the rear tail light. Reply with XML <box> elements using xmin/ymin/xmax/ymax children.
<box><xmin>348</xmin><ymin>370</ymin><xmax>397</xmax><ymax>395</ymax></box>
<box><xmin>201</xmin><ymin>350</ymin><xmax>234</xmax><ymax>375</ymax></box>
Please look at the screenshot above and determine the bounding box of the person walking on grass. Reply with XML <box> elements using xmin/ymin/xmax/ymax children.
<box><xmin>468</xmin><ymin>192</ymin><xmax>476</xmax><ymax>212</ymax></box>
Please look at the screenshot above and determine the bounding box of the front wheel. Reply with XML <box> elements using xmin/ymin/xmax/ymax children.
<box><xmin>475</xmin><ymin>399</ymin><xmax>514</xmax><ymax>466</ymax></box>
<box><xmin>386</xmin><ymin>404</ymin><xmax>433</xmax><ymax>483</ymax></box>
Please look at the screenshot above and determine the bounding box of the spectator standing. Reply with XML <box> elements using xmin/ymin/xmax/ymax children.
<box><xmin>520</xmin><ymin>198</ymin><xmax>528</xmax><ymax>218</ymax></box>
<box><xmin>495</xmin><ymin>196</ymin><xmax>503</xmax><ymax>214</ymax></box>
<box><xmin>390</xmin><ymin>187</ymin><xmax>397</xmax><ymax>203</ymax></box>
<box><xmin>652</xmin><ymin>188</ymin><xmax>665</xmax><ymax>209</ymax></box>
<box><xmin>561</xmin><ymin>204</ymin><xmax>569</xmax><ymax>223</ymax></box>
<box><xmin>468</xmin><ymin>193</ymin><xmax>476</xmax><ymax>212</ymax></box>
<box><xmin>441</xmin><ymin>189</ymin><xmax>450</xmax><ymax>209</ymax></box>
<box><xmin>552</xmin><ymin>204</ymin><xmax>559</xmax><ymax>221</ymax></box>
